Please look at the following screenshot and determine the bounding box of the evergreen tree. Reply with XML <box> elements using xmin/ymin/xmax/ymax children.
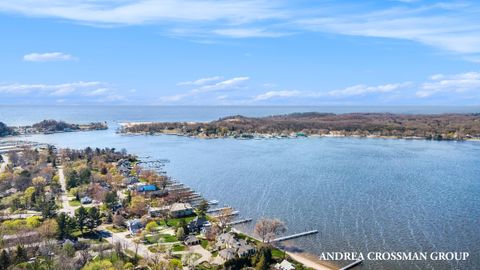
<box><xmin>66</xmin><ymin>170</ymin><xmax>79</xmax><ymax>189</ymax></box>
<box><xmin>104</xmin><ymin>191</ymin><xmax>118</xmax><ymax>211</ymax></box>
<box><xmin>40</xmin><ymin>199</ymin><xmax>57</xmax><ymax>219</ymax></box>
<box><xmin>0</xmin><ymin>250</ymin><xmax>11</xmax><ymax>270</ymax></box>
<box><xmin>56</xmin><ymin>212</ymin><xmax>75</xmax><ymax>239</ymax></box>
<box><xmin>86</xmin><ymin>207</ymin><xmax>102</xmax><ymax>232</ymax></box>
<box><xmin>14</xmin><ymin>246</ymin><xmax>27</xmax><ymax>264</ymax></box>
<box><xmin>75</xmin><ymin>206</ymin><xmax>88</xmax><ymax>234</ymax></box>
<box><xmin>196</xmin><ymin>199</ymin><xmax>209</xmax><ymax>217</ymax></box>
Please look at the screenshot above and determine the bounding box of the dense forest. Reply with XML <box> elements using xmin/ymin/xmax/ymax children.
<box><xmin>121</xmin><ymin>112</ymin><xmax>480</xmax><ymax>140</ymax></box>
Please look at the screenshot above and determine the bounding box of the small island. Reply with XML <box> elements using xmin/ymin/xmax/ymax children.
<box><xmin>0</xmin><ymin>120</ymin><xmax>108</xmax><ymax>137</ymax></box>
<box><xmin>120</xmin><ymin>112</ymin><xmax>480</xmax><ymax>141</ymax></box>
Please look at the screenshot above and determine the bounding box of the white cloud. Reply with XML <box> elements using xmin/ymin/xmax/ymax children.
<box><xmin>23</xmin><ymin>52</ymin><xmax>75</xmax><ymax>62</ymax></box>
<box><xmin>296</xmin><ymin>2</ymin><xmax>480</xmax><ymax>57</ymax></box>
<box><xmin>193</xmin><ymin>76</ymin><xmax>249</xmax><ymax>93</ymax></box>
<box><xmin>212</xmin><ymin>28</ymin><xmax>288</xmax><ymax>38</ymax></box>
<box><xmin>254</xmin><ymin>90</ymin><xmax>302</xmax><ymax>101</ymax></box>
<box><xmin>0</xmin><ymin>0</ymin><xmax>285</xmax><ymax>26</ymax></box>
<box><xmin>160</xmin><ymin>76</ymin><xmax>250</xmax><ymax>102</ymax></box>
<box><xmin>329</xmin><ymin>82</ymin><xmax>411</xmax><ymax>97</ymax></box>
<box><xmin>2</xmin><ymin>0</ymin><xmax>480</xmax><ymax>59</ymax></box>
<box><xmin>0</xmin><ymin>81</ymin><xmax>125</xmax><ymax>103</ymax></box>
<box><xmin>417</xmin><ymin>71</ymin><xmax>480</xmax><ymax>97</ymax></box>
<box><xmin>177</xmin><ymin>76</ymin><xmax>222</xmax><ymax>86</ymax></box>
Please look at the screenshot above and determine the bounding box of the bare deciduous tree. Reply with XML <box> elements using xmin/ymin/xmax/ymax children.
<box><xmin>254</xmin><ymin>218</ymin><xmax>286</xmax><ymax>243</ymax></box>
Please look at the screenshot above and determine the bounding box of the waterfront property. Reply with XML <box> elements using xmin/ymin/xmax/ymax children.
<box><xmin>169</xmin><ymin>202</ymin><xmax>194</xmax><ymax>218</ymax></box>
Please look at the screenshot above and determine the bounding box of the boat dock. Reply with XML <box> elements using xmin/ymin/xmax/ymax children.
<box><xmin>207</xmin><ymin>206</ymin><xmax>233</xmax><ymax>213</ymax></box>
<box><xmin>212</xmin><ymin>210</ymin><xmax>239</xmax><ymax>218</ymax></box>
<box><xmin>272</xmin><ymin>230</ymin><xmax>318</xmax><ymax>242</ymax></box>
<box><xmin>227</xmin><ymin>218</ymin><xmax>252</xmax><ymax>225</ymax></box>
<box><xmin>339</xmin><ymin>260</ymin><xmax>363</xmax><ymax>270</ymax></box>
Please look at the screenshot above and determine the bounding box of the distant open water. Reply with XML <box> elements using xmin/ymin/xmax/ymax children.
<box><xmin>1</xmin><ymin>106</ymin><xmax>479</xmax><ymax>270</ymax></box>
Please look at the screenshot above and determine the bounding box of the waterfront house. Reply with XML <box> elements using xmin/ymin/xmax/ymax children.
<box><xmin>216</xmin><ymin>232</ymin><xmax>256</xmax><ymax>258</ymax></box>
<box><xmin>184</xmin><ymin>235</ymin><xmax>200</xmax><ymax>246</ymax></box>
<box><xmin>219</xmin><ymin>248</ymin><xmax>236</xmax><ymax>261</ymax></box>
<box><xmin>187</xmin><ymin>216</ymin><xmax>210</xmax><ymax>233</ymax></box>
<box><xmin>148</xmin><ymin>206</ymin><xmax>169</xmax><ymax>218</ymax></box>
<box><xmin>126</xmin><ymin>219</ymin><xmax>143</xmax><ymax>235</ymax></box>
<box><xmin>275</xmin><ymin>260</ymin><xmax>295</xmax><ymax>270</ymax></box>
<box><xmin>169</xmin><ymin>202</ymin><xmax>194</xmax><ymax>218</ymax></box>
<box><xmin>216</xmin><ymin>233</ymin><xmax>237</xmax><ymax>249</ymax></box>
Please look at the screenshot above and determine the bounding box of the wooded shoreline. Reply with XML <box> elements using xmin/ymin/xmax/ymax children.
<box><xmin>119</xmin><ymin>112</ymin><xmax>480</xmax><ymax>141</ymax></box>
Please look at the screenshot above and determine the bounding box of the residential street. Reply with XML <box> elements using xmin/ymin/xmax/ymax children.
<box><xmin>101</xmin><ymin>228</ymin><xmax>154</xmax><ymax>259</ymax></box>
<box><xmin>58</xmin><ymin>166</ymin><xmax>76</xmax><ymax>216</ymax></box>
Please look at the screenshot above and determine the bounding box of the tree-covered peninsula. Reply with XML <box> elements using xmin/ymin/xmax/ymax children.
<box><xmin>120</xmin><ymin>112</ymin><xmax>480</xmax><ymax>141</ymax></box>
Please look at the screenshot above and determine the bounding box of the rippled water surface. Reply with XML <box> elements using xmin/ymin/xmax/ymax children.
<box><xmin>1</xmin><ymin>106</ymin><xmax>479</xmax><ymax>270</ymax></box>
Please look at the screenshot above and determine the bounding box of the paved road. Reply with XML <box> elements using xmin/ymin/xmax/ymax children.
<box><xmin>58</xmin><ymin>166</ymin><xmax>76</xmax><ymax>216</ymax></box>
<box><xmin>102</xmin><ymin>228</ymin><xmax>154</xmax><ymax>259</ymax></box>
<box><xmin>0</xmin><ymin>154</ymin><xmax>9</xmax><ymax>173</ymax></box>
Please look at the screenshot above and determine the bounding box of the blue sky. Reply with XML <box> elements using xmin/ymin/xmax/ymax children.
<box><xmin>0</xmin><ymin>0</ymin><xmax>479</xmax><ymax>105</ymax></box>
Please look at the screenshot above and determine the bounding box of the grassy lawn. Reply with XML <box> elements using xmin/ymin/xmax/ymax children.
<box><xmin>272</xmin><ymin>248</ymin><xmax>286</xmax><ymax>259</ymax></box>
<box><xmin>172</xmin><ymin>244</ymin><xmax>187</xmax><ymax>252</ymax></box>
<box><xmin>200</xmin><ymin>239</ymin><xmax>209</xmax><ymax>249</ymax></box>
<box><xmin>105</xmin><ymin>225</ymin><xmax>127</xmax><ymax>233</ymax></box>
<box><xmin>68</xmin><ymin>200</ymin><xmax>81</xmax><ymax>207</ymax></box>
<box><xmin>157</xmin><ymin>216</ymin><xmax>196</xmax><ymax>227</ymax></box>
<box><xmin>145</xmin><ymin>234</ymin><xmax>178</xmax><ymax>244</ymax></box>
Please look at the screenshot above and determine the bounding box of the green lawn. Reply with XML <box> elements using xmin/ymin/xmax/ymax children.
<box><xmin>172</xmin><ymin>244</ymin><xmax>186</xmax><ymax>252</ymax></box>
<box><xmin>200</xmin><ymin>239</ymin><xmax>209</xmax><ymax>249</ymax></box>
<box><xmin>272</xmin><ymin>248</ymin><xmax>286</xmax><ymax>259</ymax></box>
<box><xmin>105</xmin><ymin>225</ymin><xmax>127</xmax><ymax>233</ymax></box>
<box><xmin>154</xmin><ymin>215</ymin><xmax>196</xmax><ymax>228</ymax></box>
<box><xmin>145</xmin><ymin>234</ymin><xmax>178</xmax><ymax>244</ymax></box>
<box><xmin>68</xmin><ymin>200</ymin><xmax>81</xmax><ymax>207</ymax></box>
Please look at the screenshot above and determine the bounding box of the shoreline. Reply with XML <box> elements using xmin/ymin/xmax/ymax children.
<box><xmin>118</xmin><ymin>130</ymin><xmax>480</xmax><ymax>142</ymax></box>
<box><xmin>231</xmin><ymin>228</ymin><xmax>336</xmax><ymax>270</ymax></box>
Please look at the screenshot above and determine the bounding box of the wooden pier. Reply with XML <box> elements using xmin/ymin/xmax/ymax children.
<box><xmin>227</xmin><ymin>218</ymin><xmax>252</xmax><ymax>225</ymax></box>
<box><xmin>212</xmin><ymin>210</ymin><xmax>239</xmax><ymax>218</ymax></box>
<box><xmin>272</xmin><ymin>230</ymin><xmax>318</xmax><ymax>242</ymax></box>
<box><xmin>207</xmin><ymin>206</ymin><xmax>233</xmax><ymax>213</ymax></box>
<box><xmin>339</xmin><ymin>260</ymin><xmax>363</xmax><ymax>270</ymax></box>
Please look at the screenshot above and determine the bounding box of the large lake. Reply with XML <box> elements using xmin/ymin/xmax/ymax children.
<box><xmin>1</xmin><ymin>106</ymin><xmax>479</xmax><ymax>270</ymax></box>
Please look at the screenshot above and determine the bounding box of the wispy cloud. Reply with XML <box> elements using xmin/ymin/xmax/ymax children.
<box><xmin>0</xmin><ymin>81</ymin><xmax>125</xmax><ymax>103</ymax></box>
<box><xmin>160</xmin><ymin>76</ymin><xmax>249</xmax><ymax>103</ymax></box>
<box><xmin>296</xmin><ymin>2</ymin><xmax>480</xmax><ymax>58</ymax></box>
<box><xmin>251</xmin><ymin>71</ymin><xmax>480</xmax><ymax>104</ymax></box>
<box><xmin>0</xmin><ymin>0</ymin><xmax>285</xmax><ymax>26</ymax></box>
<box><xmin>23</xmin><ymin>52</ymin><xmax>75</xmax><ymax>62</ymax></box>
<box><xmin>328</xmin><ymin>82</ymin><xmax>411</xmax><ymax>97</ymax></box>
<box><xmin>212</xmin><ymin>28</ymin><xmax>289</xmax><ymax>38</ymax></box>
<box><xmin>3</xmin><ymin>0</ymin><xmax>480</xmax><ymax>59</ymax></box>
<box><xmin>177</xmin><ymin>76</ymin><xmax>223</xmax><ymax>86</ymax></box>
<box><xmin>254</xmin><ymin>90</ymin><xmax>302</xmax><ymax>101</ymax></box>
<box><xmin>417</xmin><ymin>72</ymin><xmax>480</xmax><ymax>98</ymax></box>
